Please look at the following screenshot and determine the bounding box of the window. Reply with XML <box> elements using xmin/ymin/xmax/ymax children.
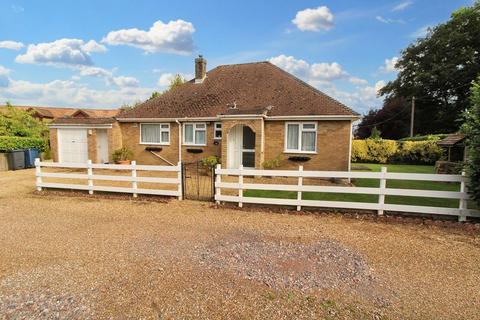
<box><xmin>214</xmin><ymin>122</ymin><xmax>222</xmax><ymax>139</ymax></box>
<box><xmin>183</xmin><ymin>123</ymin><xmax>207</xmax><ymax>145</ymax></box>
<box><xmin>140</xmin><ymin>123</ymin><xmax>170</xmax><ymax>144</ymax></box>
<box><xmin>285</xmin><ymin>122</ymin><xmax>317</xmax><ymax>153</ymax></box>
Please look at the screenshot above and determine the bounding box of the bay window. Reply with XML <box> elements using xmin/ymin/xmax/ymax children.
<box><xmin>140</xmin><ymin>123</ymin><xmax>170</xmax><ymax>144</ymax></box>
<box><xmin>184</xmin><ymin>123</ymin><xmax>207</xmax><ymax>145</ymax></box>
<box><xmin>285</xmin><ymin>122</ymin><xmax>317</xmax><ymax>153</ymax></box>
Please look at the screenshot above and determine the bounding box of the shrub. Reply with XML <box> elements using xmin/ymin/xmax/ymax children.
<box><xmin>351</xmin><ymin>139</ymin><xmax>397</xmax><ymax>163</ymax></box>
<box><xmin>352</xmin><ymin>139</ymin><xmax>443</xmax><ymax>164</ymax></box>
<box><xmin>263</xmin><ymin>154</ymin><xmax>283</xmax><ymax>169</ymax></box>
<box><xmin>112</xmin><ymin>146</ymin><xmax>133</xmax><ymax>163</ymax></box>
<box><xmin>0</xmin><ymin>135</ymin><xmax>47</xmax><ymax>152</ymax></box>
<box><xmin>394</xmin><ymin>141</ymin><xmax>444</xmax><ymax>164</ymax></box>
<box><xmin>201</xmin><ymin>155</ymin><xmax>220</xmax><ymax>168</ymax></box>
<box><xmin>398</xmin><ymin>134</ymin><xmax>449</xmax><ymax>142</ymax></box>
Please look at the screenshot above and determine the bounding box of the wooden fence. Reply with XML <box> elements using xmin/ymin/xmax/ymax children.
<box><xmin>215</xmin><ymin>165</ymin><xmax>480</xmax><ymax>221</ymax></box>
<box><xmin>35</xmin><ymin>159</ymin><xmax>182</xmax><ymax>199</ymax></box>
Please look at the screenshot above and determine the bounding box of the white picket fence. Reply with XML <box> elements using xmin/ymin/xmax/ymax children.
<box><xmin>35</xmin><ymin>159</ymin><xmax>182</xmax><ymax>199</ymax></box>
<box><xmin>215</xmin><ymin>165</ymin><xmax>480</xmax><ymax>221</ymax></box>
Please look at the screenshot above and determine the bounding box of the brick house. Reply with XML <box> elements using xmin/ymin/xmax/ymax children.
<box><xmin>51</xmin><ymin>56</ymin><xmax>360</xmax><ymax>170</ymax></box>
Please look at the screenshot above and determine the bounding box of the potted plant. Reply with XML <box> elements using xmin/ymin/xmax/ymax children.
<box><xmin>112</xmin><ymin>146</ymin><xmax>134</xmax><ymax>164</ymax></box>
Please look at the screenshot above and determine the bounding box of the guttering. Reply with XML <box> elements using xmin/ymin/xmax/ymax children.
<box><xmin>265</xmin><ymin>115</ymin><xmax>360</xmax><ymax>121</ymax></box>
<box><xmin>217</xmin><ymin>114</ymin><xmax>266</xmax><ymax>120</ymax></box>
<box><xmin>175</xmin><ymin>119</ymin><xmax>182</xmax><ymax>163</ymax></box>
<box><xmin>49</xmin><ymin>124</ymin><xmax>113</xmax><ymax>129</ymax></box>
<box><xmin>116</xmin><ymin>117</ymin><xmax>218</xmax><ymax>122</ymax></box>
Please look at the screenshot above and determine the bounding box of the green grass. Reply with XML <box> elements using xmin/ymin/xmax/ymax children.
<box><xmin>244</xmin><ymin>163</ymin><xmax>466</xmax><ymax>209</ymax></box>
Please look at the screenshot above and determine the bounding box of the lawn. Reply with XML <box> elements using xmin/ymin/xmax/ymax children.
<box><xmin>245</xmin><ymin>163</ymin><xmax>465</xmax><ymax>209</ymax></box>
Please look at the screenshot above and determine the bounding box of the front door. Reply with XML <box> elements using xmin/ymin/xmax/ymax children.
<box><xmin>227</xmin><ymin>125</ymin><xmax>255</xmax><ymax>168</ymax></box>
<box><xmin>96</xmin><ymin>129</ymin><xmax>109</xmax><ymax>163</ymax></box>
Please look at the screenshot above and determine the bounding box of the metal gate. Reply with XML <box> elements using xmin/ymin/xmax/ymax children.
<box><xmin>182</xmin><ymin>161</ymin><xmax>215</xmax><ymax>201</ymax></box>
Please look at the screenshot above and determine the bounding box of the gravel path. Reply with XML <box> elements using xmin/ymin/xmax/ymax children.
<box><xmin>0</xmin><ymin>169</ymin><xmax>479</xmax><ymax>319</ymax></box>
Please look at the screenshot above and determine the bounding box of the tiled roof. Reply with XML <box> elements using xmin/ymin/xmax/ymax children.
<box><xmin>52</xmin><ymin>117</ymin><xmax>116</xmax><ymax>125</ymax></box>
<box><xmin>437</xmin><ymin>134</ymin><xmax>466</xmax><ymax>147</ymax></box>
<box><xmin>118</xmin><ymin>61</ymin><xmax>359</xmax><ymax>119</ymax></box>
<box><xmin>0</xmin><ymin>105</ymin><xmax>118</xmax><ymax>119</ymax></box>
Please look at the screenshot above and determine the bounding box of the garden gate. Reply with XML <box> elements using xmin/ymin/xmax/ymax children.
<box><xmin>182</xmin><ymin>161</ymin><xmax>215</xmax><ymax>201</ymax></box>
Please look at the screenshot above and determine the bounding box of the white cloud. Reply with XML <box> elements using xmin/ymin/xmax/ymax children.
<box><xmin>292</xmin><ymin>6</ymin><xmax>334</xmax><ymax>32</ymax></box>
<box><xmin>157</xmin><ymin>72</ymin><xmax>193</xmax><ymax>87</ymax></box>
<box><xmin>78</xmin><ymin>66</ymin><xmax>139</xmax><ymax>88</ymax></box>
<box><xmin>111</xmin><ymin>76</ymin><xmax>139</xmax><ymax>88</ymax></box>
<box><xmin>269</xmin><ymin>54</ymin><xmax>348</xmax><ymax>81</ymax></box>
<box><xmin>0</xmin><ymin>65</ymin><xmax>11</xmax><ymax>87</ymax></box>
<box><xmin>0</xmin><ymin>40</ymin><xmax>24</xmax><ymax>50</ymax></box>
<box><xmin>102</xmin><ymin>20</ymin><xmax>195</xmax><ymax>54</ymax></box>
<box><xmin>376</xmin><ymin>16</ymin><xmax>405</xmax><ymax>24</ymax></box>
<box><xmin>0</xmin><ymin>78</ymin><xmax>153</xmax><ymax>107</ymax></box>
<box><xmin>379</xmin><ymin>56</ymin><xmax>399</xmax><ymax>73</ymax></box>
<box><xmin>411</xmin><ymin>25</ymin><xmax>432</xmax><ymax>38</ymax></box>
<box><xmin>16</xmin><ymin>39</ymin><xmax>106</xmax><ymax>67</ymax></box>
<box><xmin>269</xmin><ymin>54</ymin><xmax>386</xmax><ymax>113</ymax></box>
<box><xmin>392</xmin><ymin>1</ymin><xmax>413</xmax><ymax>12</ymax></box>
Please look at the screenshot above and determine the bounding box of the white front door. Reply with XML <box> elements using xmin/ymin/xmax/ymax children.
<box><xmin>58</xmin><ymin>129</ymin><xmax>88</xmax><ymax>163</ymax></box>
<box><xmin>228</xmin><ymin>125</ymin><xmax>243</xmax><ymax>169</ymax></box>
<box><xmin>96</xmin><ymin>129</ymin><xmax>109</xmax><ymax>163</ymax></box>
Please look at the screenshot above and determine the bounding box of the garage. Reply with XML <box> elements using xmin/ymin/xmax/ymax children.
<box><xmin>58</xmin><ymin>129</ymin><xmax>88</xmax><ymax>163</ymax></box>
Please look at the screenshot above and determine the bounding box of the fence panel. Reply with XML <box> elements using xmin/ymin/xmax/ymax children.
<box><xmin>35</xmin><ymin>159</ymin><xmax>182</xmax><ymax>199</ymax></box>
<box><xmin>215</xmin><ymin>166</ymin><xmax>480</xmax><ymax>221</ymax></box>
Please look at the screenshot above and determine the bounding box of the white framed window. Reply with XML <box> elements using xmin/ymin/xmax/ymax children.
<box><xmin>284</xmin><ymin>122</ymin><xmax>317</xmax><ymax>153</ymax></box>
<box><xmin>183</xmin><ymin>122</ymin><xmax>207</xmax><ymax>145</ymax></box>
<box><xmin>140</xmin><ymin>123</ymin><xmax>170</xmax><ymax>145</ymax></box>
<box><xmin>214</xmin><ymin>122</ymin><xmax>222</xmax><ymax>139</ymax></box>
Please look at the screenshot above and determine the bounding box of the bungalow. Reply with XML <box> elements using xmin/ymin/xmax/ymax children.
<box><xmin>50</xmin><ymin>56</ymin><xmax>360</xmax><ymax>170</ymax></box>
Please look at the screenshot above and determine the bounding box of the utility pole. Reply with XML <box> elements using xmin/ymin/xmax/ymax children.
<box><xmin>410</xmin><ymin>96</ymin><xmax>415</xmax><ymax>138</ymax></box>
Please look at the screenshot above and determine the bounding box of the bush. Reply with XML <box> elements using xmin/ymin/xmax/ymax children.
<box><xmin>351</xmin><ymin>139</ymin><xmax>397</xmax><ymax>163</ymax></box>
<box><xmin>352</xmin><ymin>139</ymin><xmax>443</xmax><ymax>164</ymax></box>
<box><xmin>399</xmin><ymin>134</ymin><xmax>449</xmax><ymax>142</ymax></box>
<box><xmin>263</xmin><ymin>154</ymin><xmax>283</xmax><ymax>169</ymax></box>
<box><xmin>201</xmin><ymin>155</ymin><xmax>220</xmax><ymax>168</ymax></box>
<box><xmin>112</xmin><ymin>146</ymin><xmax>133</xmax><ymax>163</ymax></box>
<box><xmin>0</xmin><ymin>135</ymin><xmax>47</xmax><ymax>152</ymax></box>
<box><xmin>393</xmin><ymin>141</ymin><xmax>444</xmax><ymax>164</ymax></box>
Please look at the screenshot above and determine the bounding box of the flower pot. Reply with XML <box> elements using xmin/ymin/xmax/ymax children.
<box><xmin>116</xmin><ymin>160</ymin><xmax>131</xmax><ymax>165</ymax></box>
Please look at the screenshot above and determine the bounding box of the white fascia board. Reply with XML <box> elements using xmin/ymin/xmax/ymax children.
<box><xmin>117</xmin><ymin>117</ymin><xmax>218</xmax><ymax>122</ymax></box>
<box><xmin>266</xmin><ymin>115</ymin><xmax>360</xmax><ymax>121</ymax></box>
<box><xmin>49</xmin><ymin>124</ymin><xmax>113</xmax><ymax>129</ymax></box>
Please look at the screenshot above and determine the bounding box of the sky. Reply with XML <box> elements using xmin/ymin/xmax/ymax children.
<box><xmin>0</xmin><ymin>0</ymin><xmax>472</xmax><ymax>114</ymax></box>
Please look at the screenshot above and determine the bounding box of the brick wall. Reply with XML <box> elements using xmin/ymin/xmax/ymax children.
<box><xmin>120</xmin><ymin>122</ymin><xmax>221</xmax><ymax>165</ymax></box>
<box><xmin>263</xmin><ymin>120</ymin><xmax>351</xmax><ymax>171</ymax></box>
<box><xmin>50</xmin><ymin>128</ymin><xmax>58</xmax><ymax>162</ymax></box>
<box><xmin>87</xmin><ymin>130</ymin><xmax>97</xmax><ymax>162</ymax></box>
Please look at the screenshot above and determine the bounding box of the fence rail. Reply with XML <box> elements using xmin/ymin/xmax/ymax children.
<box><xmin>215</xmin><ymin>165</ymin><xmax>480</xmax><ymax>221</ymax></box>
<box><xmin>35</xmin><ymin>159</ymin><xmax>182</xmax><ymax>199</ymax></box>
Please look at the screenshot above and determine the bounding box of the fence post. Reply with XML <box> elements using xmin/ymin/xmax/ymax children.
<box><xmin>297</xmin><ymin>165</ymin><xmax>303</xmax><ymax>211</ymax></box>
<box><xmin>238</xmin><ymin>165</ymin><xmax>243</xmax><ymax>208</ymax></box>
<box><xmin>35</xmin><ymin>158</ymin><xmax>42</xmax><ymax>191</ymax></box>
<box><xmin>87</xmin><ymin>160</ymin><xmax>93</xmax><ymax>195</ymax></box>
<box><xmin>131</xmin><ymin>160</ymin><xmax>138</xmax><ymax>198</ymax></box>
<box><xmin>177</xmin><ymin>162</ymin><xmax>182</xmax><ymax>200</ymax></box>
<box><xmin>459</xmin><ymin>171</ymin><xmax>467</xmax><ymax>222</ymax></box>
<box><xmin>378</xmin><ymin>166</ymin><xmax>387</xmax><ymax>216</ymax></box>
<box><xmin>215</xmin><ymin>164</ymin><xmax>221</xmax><ymax>204</ymax></box>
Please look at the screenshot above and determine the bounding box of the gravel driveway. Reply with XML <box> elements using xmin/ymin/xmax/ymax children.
<box><xmin>0</xmin><ymin>169</ymin><xmax>479</xmax><ymax>319</ymax></box>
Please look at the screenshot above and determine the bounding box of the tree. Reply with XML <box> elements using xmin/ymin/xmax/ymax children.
<box><xmin>0</xmin><ymin>102</ymin><xmax>48</xmax><ymax>138</ymax></box>
<box><xmin>148</xmin><ymin>91</ymin><xmax>161</xmax><ymax>100</ymax></box>
<box><xmin>166</xmin><ymin>74</ymin><xmax>185</xmax><ymax>93</ymax></box>
<box><xmin>355</xmin><ymin>97</ymin><xmax>410</xmax><ymax>139</ymax></box>
<box><xmin>358</xmin><ymin>1</ymin><xmax>480</xmax><ymax>139</ymax></box>
<box><xmin>462</xmin><ymin>80</ymin><xmax>480</xmax><ymax>205</ymax></box>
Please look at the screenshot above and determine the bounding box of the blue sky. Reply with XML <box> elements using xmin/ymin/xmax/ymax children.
<box><xmin>0</xmin><ymin>0</ymin><xmax>471</xmax><ymax>114</ymax></box>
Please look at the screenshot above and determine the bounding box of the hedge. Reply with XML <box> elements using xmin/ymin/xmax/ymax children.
<box><xmin>352</xmin><ymin>139</ymin><xmax>444</xmax><ymax>164</ymax></box>
<box><xmin>0</xmin><ymin>136</ymin><xmax>47</xmax><ymax>152</ymax></box>
<box><xmin>398</xmin><ymin>134</ymin><xmax>449</xmax><ymax>142</ymax></box>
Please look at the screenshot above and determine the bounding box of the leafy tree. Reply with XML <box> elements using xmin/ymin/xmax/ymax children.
<box><xmin>355</xmin><ymin>97</ymin><xmax>410</xmax><ymax>139</ymax></box>
<box><xmin>0</xmin><ymin>102</ymin><xmax>48</xmax><ymax>138</ymax></box>
<box><xmin>148</xmin><ymin>91</ymin><xmax>161</xmax><ymax>100</ymax></box>
<box><xmin>462</xmin><ymin>80</ymin><xmax>480</xmax><ymax>205</ymax></box>
<box><xmin>358</xmin><ymin>2</ymin><xmax>480</xmax><ymax>138</ymax></box>
<box><xmin>166</xmin><ymin>74</ymin><xmax>185</xmax><ymax>92</ymax></box>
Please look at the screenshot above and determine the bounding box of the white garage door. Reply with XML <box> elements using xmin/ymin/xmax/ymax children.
<box><xmin>58</xmin><ymin>129</ymin><xmax>88</xmax><ymax>163</ymax></box>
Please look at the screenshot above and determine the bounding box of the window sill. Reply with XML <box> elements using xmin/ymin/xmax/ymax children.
<box><xmin>283</xmin><ymin>150</ymin><xmax>317</xmax><ymax>155</ymax></box>
<box><xmin>140</xmin><ymin>142</ymin><xmax>170</xmax><ymax>146</ymax></box>
<box><xmin>183</xmin><ymin>144</ymin><xmax>207</xmax><ymax>147</ymax></box>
